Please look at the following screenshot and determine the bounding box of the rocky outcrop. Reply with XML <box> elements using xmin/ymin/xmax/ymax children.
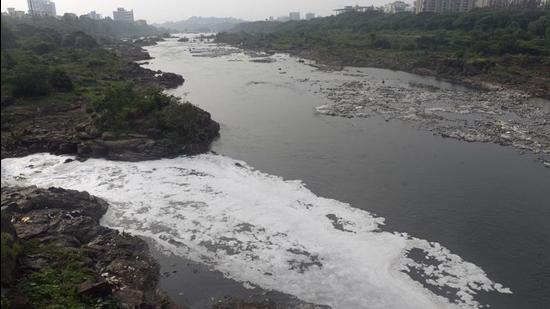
<box><xmin>1</xmin><ymin>104</ymin><xmax>219</xmax><ymax>161</ymax></box>
<box><xmin>156</xmin><ymin>72</ymin><xmax>185</xmax><ymax>89</ymax></box>
<box><xmin>1</xmin><ymin>186</ymin><xmax>183</xmax><ymax>308</ymax></box>
<box><xmin>117</xmin><ymin>62</ymin><xmax>185</xmax><ymax>89</ymax></box>
<box><xmin>1</xmin><ymin>215</ymin><xmax>20</xmax><ymax>289</ymax></box>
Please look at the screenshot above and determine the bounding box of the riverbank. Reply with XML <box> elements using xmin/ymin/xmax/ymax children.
<box><xmin>179</xmin><ymin>37</ymin><xmax>549</xmax><ymax>167</ymax></box>
<box><xmin>215</xmin><ymin>36</ymin><xmax>549</xmax><ymax>100</ymax></box>
<box><xmin>0</xmin><ymin>23</ymin><xmax>218</xmax><ymax>308</ymax></box>
<box><xmin>1</xmin><ymin>186</ymin><xmax>179</xmax><ymax>308</ymax></box>
<box><xmin>216</xmin><ymin>9</ymin><xmax>550</xmax><ymax>99</ymax></box>
<box><xmin>1</xmin><ymin>38</ymin><xmax>219</xmax><ymax>161</ymax></box>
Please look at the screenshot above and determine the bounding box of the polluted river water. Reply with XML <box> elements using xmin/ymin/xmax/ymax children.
<box><xmin>1</xmin><ymin>36</ymin><xmax>549</xmax><ymax>309</ymax></box>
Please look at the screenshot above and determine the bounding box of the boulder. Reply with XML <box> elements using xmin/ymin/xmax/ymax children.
<box><xmin>78</xmin><ymin>280</ymin><xmax>112</xmax><ymax>298</ymax></box>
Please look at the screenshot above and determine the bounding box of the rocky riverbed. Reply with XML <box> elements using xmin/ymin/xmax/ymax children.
<box><xmin>0</xmin><ymin>185</ymin><xmax>328</xmax><ymax>309</ymax></box>
<box><xmin>311</xmin><ymin>78</ymin><xmax>550</xmax><ymax>167</ymax></box>
<box><xmin>1</xmin><ymin>186</ymin><xmax>180</xmax><ymax>308</ymax></box>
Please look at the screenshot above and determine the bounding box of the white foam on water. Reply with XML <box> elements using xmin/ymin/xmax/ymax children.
<box><xmin>1</xmin><ymin>154</ymin><xmax>511</xmax><ymax>309</ymax></box>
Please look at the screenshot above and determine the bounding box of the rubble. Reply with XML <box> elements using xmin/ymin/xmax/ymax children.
<box><xmin>311</xmin><ymin>79</ymin><xmax>550</xmax><ymax>165</ymax></box>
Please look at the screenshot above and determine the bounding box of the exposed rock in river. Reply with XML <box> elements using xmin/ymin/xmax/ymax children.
<box><xmin>311</xmin><ymin>79</ymin><xmax>550</xmax><ymax>166</ymax></box>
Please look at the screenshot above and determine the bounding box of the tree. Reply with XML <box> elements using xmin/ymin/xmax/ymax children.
<box><xmin>1</xmin><ymin>21</ymin><xmax>16</xmax><ymax>50</ymax></box>
<box><xmin>9</xmin><ymin>64</ymin><xmax>51</xmax><ymax>97</ymax></box>
<box><xmin>50</xmin><ymin>69</ymin><xmax>74</xmax><ymax>92</ymax></box>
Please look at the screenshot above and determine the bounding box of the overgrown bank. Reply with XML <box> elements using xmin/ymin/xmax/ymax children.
<box><xmin>1</xmin><ymin>16</ymin><xmax>219</xmax><ymax>161</ymax></box>
<box><xmin>1</xmin><ymin>186</ymin><xmax>178</xmax><ymax>308</ymax></box>
<box><xmin>216</xmin><ymin>9</ymin><xmax>550</xmax><ymax>98</ymax></box>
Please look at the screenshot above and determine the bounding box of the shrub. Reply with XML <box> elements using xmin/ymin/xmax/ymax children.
<box><xmin>1</xmin><ymin>21</ymin><xmax>16</xmax><ymax>50</ymax></box>
<box><xmin>29</xmin><ymin>40</ymin><xmax>57</xmax><ymax>55</ymax></box>
<box><xmin>91</xmin><ymin>82</ymin><xmax>173</xmax><ymax>130</ymax></box>
<box><xmin>90</xmin><ymin>82</ymin><xmax>213</xmax><ymax>143</ymax></box>
<box><xmin>373</xmin><ymin>37</ymin><xmax>392</xmax><ymax>49</ymax></box>
<box><xmin>9</xmin><ymin>64</ymin><xmax>51</xmax><ymax>97</ymax></box>
<box><xmin>50</xmin><ymin>69</ymin><xmax>74</xmax><ymax>92</ymax></box>
<box><xmin>62</xmin><ymin>31</ymin><xmax>98</xmax><ymax>50</ymax></box>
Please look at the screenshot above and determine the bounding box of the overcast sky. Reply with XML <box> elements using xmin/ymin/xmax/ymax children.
<box><xmin>1</xmin><ymin>0</ymin><xmax>401</xmax><ymax>23</ymax></box>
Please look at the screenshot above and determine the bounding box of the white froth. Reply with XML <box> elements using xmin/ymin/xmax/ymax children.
<box><xmin>1</xmin><ymin>154</ymin><xmax>511</xmax><ymax>309</ymax></box>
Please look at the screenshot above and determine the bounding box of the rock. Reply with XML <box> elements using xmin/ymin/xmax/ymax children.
<box><xmin>1</xmin><ymin>216</ymin><xmax>20</xmax><ymax>288</ymax></box>
<box><xmin>101</xmin><ymin>131</ymin><xmax>117</xmax><ymax>140</ymax></box>
<box><xmin>156</xmin><ymin>72</ymin><xmax>185</xmax><ymax>89</ymax></box>
<box><xmin>1</xmin><ymin>186</ymin><xmax>180</xmax><ymax>308</ymax></box>
<box><xmin>113</xmin><ymin>288</ymin><xmax>144</xmax><ymax>306</ymax></box>
<box><xmin>58</xmin><ymin>142</ymin><xmax>77</xmax><ymax>154</ymax></box>
<box><xmin>19</xmin><ymin>254</ymin><xmax>49</xmax><ymax>271</ymax></box>
<box><xmin>78</xmin><ymin>280</ymin><xmax>112</xmax><ymax>298</ymax></box>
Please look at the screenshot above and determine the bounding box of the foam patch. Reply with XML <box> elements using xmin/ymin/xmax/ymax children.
<box><xmin>1</xmin><ymin>154</ymin><xmax>511</xmax><ymax>309</ymax></box>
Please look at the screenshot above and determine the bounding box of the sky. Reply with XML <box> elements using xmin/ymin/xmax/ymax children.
<box><xmin>0</xmin><ymin>0</ymin><xmax>399</xmax><ymax>23</ymax></box>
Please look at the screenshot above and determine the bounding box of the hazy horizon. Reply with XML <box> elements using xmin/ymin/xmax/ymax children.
<box><xmin>1</xmin><ymin>0</ymin><xmax>408</xmax><ymax>23</ymax></box>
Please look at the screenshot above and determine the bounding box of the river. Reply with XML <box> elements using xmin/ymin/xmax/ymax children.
<box><xmin>2</xmin><ymin>36</ymin><xmax>549</xmax><ymax>309</ymax></box>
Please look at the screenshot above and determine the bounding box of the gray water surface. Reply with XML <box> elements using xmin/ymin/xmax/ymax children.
<box><xmin>143</xmin><ymin>37</ymin><xmax>549</xmax><ymax>309</ymax></box>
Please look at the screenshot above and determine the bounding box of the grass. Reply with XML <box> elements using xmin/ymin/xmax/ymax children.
<box><xmin>6</xmin><ymin>240</ymin><xmax>120</xmax><ymax>309</ymax></box>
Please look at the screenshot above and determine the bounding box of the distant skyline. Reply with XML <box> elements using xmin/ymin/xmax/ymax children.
<box><xmin>1</xmin><ymin>0</ymin><xmax>406</xmax><ymax>23</ymax></box>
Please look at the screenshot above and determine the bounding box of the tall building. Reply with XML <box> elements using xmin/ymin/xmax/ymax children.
<box><xmin>113</xmin><ymin>7</ymin><xmax>134</xmax><ymax>23</ymax></box>
<box><xmin>305</xmin><ymin>13</ymin><xmax>316</xmax><ymax>20</ymax></box>
<box><xmin>475</xmin><ymin>0</ymin><xmax>547</xmax><ymax>7</ymax></box>
<box><xmin>27</xmin><ymin>0</ymin><xmax>56</xmax><ymax>16</ymax></box>
<box><xmin>85</xmin><ymin>10</ymin><xmax>102</xmax><ymax>20</ymax></box>
<box><xmin>415</xmin><ymin>0</ymin><xmax>474</xmax><ymax>13</ymax></box>
<box><xmin>334</xmin><ymin>5</ymin><xmax>376</xmax><ymax>14</ymax></box>
<box><xmin>384</xmin><ymin>1</ymin><xmax>412</xmax><ymax>13</ymax></box>
<box><xmin>289</xmin><ymin>12</ymin><xmax>301</xmax><ymax>21</ymax></box>
<box><xmin>7</xmin><ymin>8</ymin><xmax>26</xmax><ymax>17</ymax></box>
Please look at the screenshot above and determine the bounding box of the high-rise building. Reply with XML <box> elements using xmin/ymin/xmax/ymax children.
<box><xmin>384</xmin><ymin>1</ymin><xmax>412</xmax><ymax>13</ymax></box>
<box><xmin>27</xmin><ymin>0</ymin><xmax>56</xmax><ymax>16</ymax></box>
<box><xmin>474</xmin><ymin>0</ymin><xmax>547</xmax><ymax>7</ymax></box>
<box><xmin>415</xmin><ymin>0</ymin><xmax>474</xmax><ymax>13</ymax></box>
<box><xmin>289</xmin><ymin>12</ymin><xmax>301</xmax><ymax>21</ymax></box>
<box><xmin>113</xmin><ymin>8</ymin><xmax>134</xmax><ymax>23</ymax></box>
<box><xmin>84</xmin><ymin>10</ymin><xmax>102</xmax><ymax>20</ymax></box>
<box><xmin>305</xmin><ymin>13</ymin><xmax>316</xmax><ymax>20</ymax></box>
<box><xmin>334</xmin><ymin>5</ymin><xmax>376</xmax><ymax>14</ymax></box>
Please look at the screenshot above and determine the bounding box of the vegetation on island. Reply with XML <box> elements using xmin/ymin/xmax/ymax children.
<box><xmin>1</xmin><ymin>15</ymin><xmax>218</xmax><ymax>158</ymax></box>
<box><xmin>217</xmin><ymin>8</ymin><xmax>550</xmax><ymax>97</ymax></box>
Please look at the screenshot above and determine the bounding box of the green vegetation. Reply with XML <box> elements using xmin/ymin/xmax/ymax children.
<box><xmin>6</xmin><ymin>240</ymin><xmax>119</xmax><ymax>309</ymax></box>
<box><xmin>218</xmin><ymin>8</ymin><xmax>550</xmax><ymax>95</ymax></box>
<box><xmin>1</xmin><ymin>16</ymin><xmax>183</xmax><ymax>136</ymax></box>
<box><xmin>90</xmin><ymin>82</ymin><xmax>212</xmax><ymax>144</ymax></box>
<box><xmin>2</xmin><ymin>14</ymin><xmax>217</xmax><ymax>157</ymax></box>
<box><xmin>0</xmin><ymin>232</ymin><xmax>22</xmax><ymax>262</ymax></box>
<box><xmin>3</xmin><ymin>14</ymin><xmax>163</xmax><ymax>40</ymax></box>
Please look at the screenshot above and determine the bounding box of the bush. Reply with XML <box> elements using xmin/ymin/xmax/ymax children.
<box><xmin>9</xmin><ymin>64</ymin><xmax>51</xmax><ymax>97</ymax></box>
<box><xmin>62</xmin><ymin>31</ymin><xmax>98</xmax><ymax>50</ymax></box>
<box><xmin>29</xmin><ymin>40</ymin><xmax>57</xmax><ymax>55</ymax></box>
<box><xmin>374</xmin><ymin>37</ymin><xmax>392</xmax><ymax>49</ymax></box>
<box><xmin>1</xmin><ymin>21</ymin><xmax>16</xmax><ymax>50</ymax></box>
<box><xmin>90</xmin><ymin>82</ymin><xmax>213</xmax><ymax>143</ymax></box>
<box><xmin>50</xmin><ymin>69</ymin><xmax>74</xmax><ymax>92</ymax></box>
<box><xmin>91</xmin><ymin>82</ymin><xmax>173</xmax><ymax>131</ymax></box>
